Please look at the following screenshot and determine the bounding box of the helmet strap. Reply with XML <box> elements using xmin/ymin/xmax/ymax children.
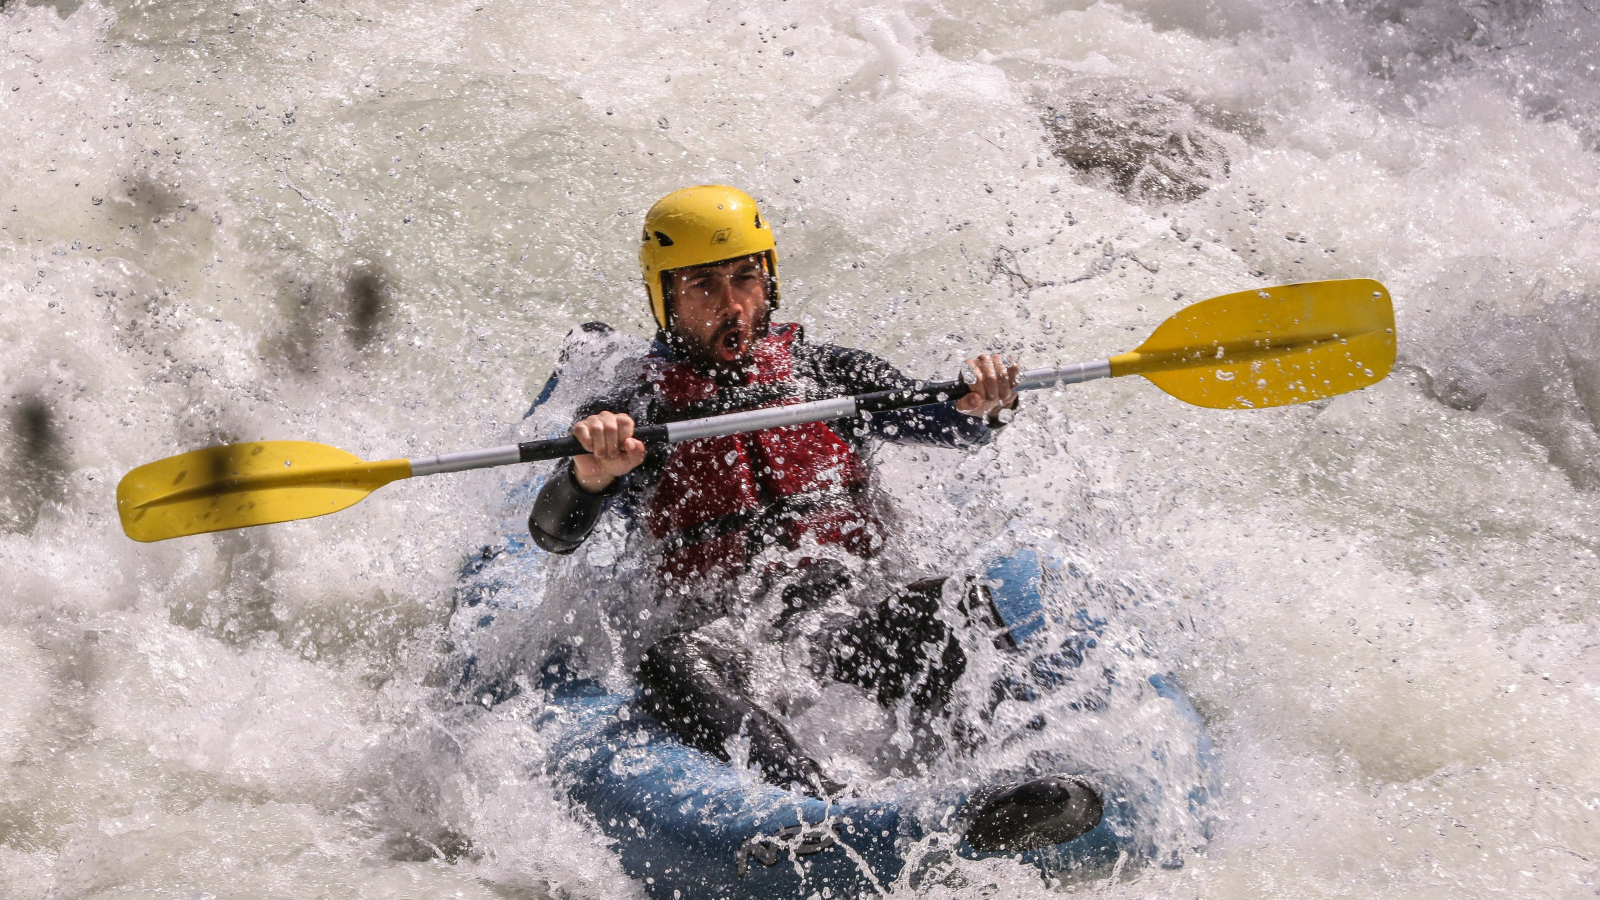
<box><xmin>763</xmin><ymin>250</ymin><xmax>779</xmax><ymax>313</ymax></box>
<box><xmin>658</xmin><ymin>271</ymin><xmax>677</xmax><ymax>332</ymax></box>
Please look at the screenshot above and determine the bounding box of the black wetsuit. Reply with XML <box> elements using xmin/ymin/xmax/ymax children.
<box><xmin>529</xmin><ymin>328</ymin><xmax>1010</xmax><ymax>794</ymax></box>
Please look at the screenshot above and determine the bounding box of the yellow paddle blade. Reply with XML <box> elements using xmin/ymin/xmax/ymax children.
<box><xmin>117</xmin><ymin>441</ymin><xmax>411</xmax><ymax>542</ymax></box>
<box><xmin>1108</xmin><ymin>278</ymin><xmax>1396</xmax><ymax>409</ymax></box>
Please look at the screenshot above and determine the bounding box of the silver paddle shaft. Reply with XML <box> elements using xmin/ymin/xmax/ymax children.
<box><xmin>408</xmin><ymin>359</ymin><xmax>1111</xmax><ymax>477</ymax></box>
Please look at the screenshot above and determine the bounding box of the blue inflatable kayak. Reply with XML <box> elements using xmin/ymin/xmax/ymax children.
<box><xmin>451</xmin><ymin>539</ymin><xmax>1218</xmax><ymax>898</ymax></box>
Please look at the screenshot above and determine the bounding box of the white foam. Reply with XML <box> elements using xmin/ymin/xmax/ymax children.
<box><xmin>3</xmin><ymin>0</ymin><xmax>1599</xmax><ymax>895</ymax></box>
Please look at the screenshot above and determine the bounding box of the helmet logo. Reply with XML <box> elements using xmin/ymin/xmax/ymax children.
<box><xmin>711</xmin><ymin>228</ymin><xmax>731</xmax><ymax>244</ymax></box>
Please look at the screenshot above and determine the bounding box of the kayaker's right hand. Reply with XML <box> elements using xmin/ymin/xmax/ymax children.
<box><xmin>571</xmin><ymin>411</ymin><xmax>648</xmax><ymax>493</ymax></box>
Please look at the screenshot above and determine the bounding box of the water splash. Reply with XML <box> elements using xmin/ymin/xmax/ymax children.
<box><xmin>3</xmin><ymin>0</ymin><xmax>1599</xmax><ymax>897</ymax></box>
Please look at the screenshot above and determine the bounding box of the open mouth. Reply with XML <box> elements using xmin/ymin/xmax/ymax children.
<box><xmin>719</xmin><ymin>327</ymin><xmax>743</xmax><ymax>355</ymax></box>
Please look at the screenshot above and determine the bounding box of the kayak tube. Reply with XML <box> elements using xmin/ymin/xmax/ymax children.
<box><xmin>451</xmin><ymin>543</ymin><xmax>1218</xmax><ymax>898</ymax></box>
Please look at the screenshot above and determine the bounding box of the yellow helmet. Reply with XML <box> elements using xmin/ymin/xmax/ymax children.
<box><xmin>639</xmin><ymin>185</ymin><xmax>779</xmax><ymax>330</ymax></box>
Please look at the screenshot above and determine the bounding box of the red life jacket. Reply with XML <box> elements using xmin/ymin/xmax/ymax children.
<box><xmin>642</xmin><ymin>325</ymin><xmax>878</xmax><ymax>580</ymax></box>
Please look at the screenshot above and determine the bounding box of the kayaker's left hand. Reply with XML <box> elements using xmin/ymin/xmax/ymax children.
<box><xmin>955</xmin><ymin>353</ymin><xmax>1020</xmax><ymax>420</ymax></box>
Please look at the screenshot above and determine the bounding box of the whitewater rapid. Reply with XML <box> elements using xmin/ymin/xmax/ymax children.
<box><xmin>2</xmin><ymin>0</ymin><xmax>1598</xmax><ymax>896</ymax></box>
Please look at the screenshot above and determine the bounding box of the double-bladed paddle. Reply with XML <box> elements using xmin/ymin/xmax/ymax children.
<box><xmin>117</xmin><ymin>278</ymin><xmax>1396</xmax><ymax>543</ymax></box>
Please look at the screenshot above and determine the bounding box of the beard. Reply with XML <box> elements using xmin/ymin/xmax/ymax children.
<box><xmin>673</xmin><ymin>308</ymin><xmax>772</xmax><ymax>385</ymax></box>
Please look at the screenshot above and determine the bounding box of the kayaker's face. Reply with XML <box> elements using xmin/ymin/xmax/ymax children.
<box><xmin>668</xmin><ymin>255</ymin><xmax>770</xmax><ymax>367</ymax></box>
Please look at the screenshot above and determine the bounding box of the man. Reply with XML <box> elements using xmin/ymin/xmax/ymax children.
<box><xmin>529</xmin><ymin>186</ymin><xmax>1101</xmax><ymax>850</ymax></box>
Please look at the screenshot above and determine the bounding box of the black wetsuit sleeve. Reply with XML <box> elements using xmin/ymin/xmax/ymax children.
<box><xmin>805</xmin><ymin>343</ymin><xmax>1011</xmax><ymax>449</ymax></box>
<box><xmin>527</xmin><ymin>390</ymin><xmax>659</xmax><ymax>553</ymax></box>
<box><xmin>527</xmin><ymin>459</ymin><xmax>623</xmax><ymax>553</ymax></box>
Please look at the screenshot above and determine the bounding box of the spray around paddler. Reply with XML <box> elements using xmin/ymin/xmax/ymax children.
<box><xmin>528</xmin><ymin>184</ymin><xmax>1105</xmax><ymax>847</ymax></box>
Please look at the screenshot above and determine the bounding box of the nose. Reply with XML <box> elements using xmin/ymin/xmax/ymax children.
<box><xmin>712</xmin><ymin>275</ymin><xmax>754</xmax><ymax>318</ymax></box>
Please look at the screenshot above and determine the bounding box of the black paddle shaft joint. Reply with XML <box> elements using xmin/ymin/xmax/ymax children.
<box><xmin>516</xmin><ymin>424</ymin><xmax>667</xmax><ymax>464</ymax></box>
<box><xmin>852</xmin><ymin>380</ymin><xmax>969</xmax><ymax>414</ymax></box>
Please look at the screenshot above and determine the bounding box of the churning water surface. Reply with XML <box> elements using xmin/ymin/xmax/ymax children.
<box><xmin>2</xmin><ymin>0</ymin><xmax>1598</xmax><ymax>897</ymax></box>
